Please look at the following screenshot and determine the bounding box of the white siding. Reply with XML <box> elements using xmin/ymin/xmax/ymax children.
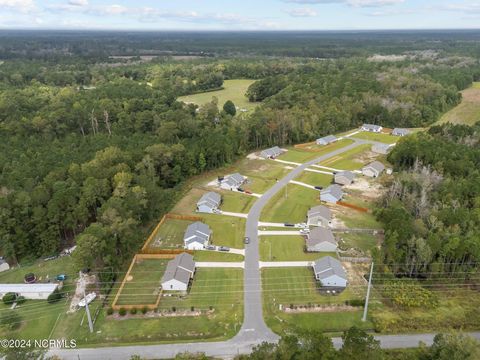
<box><xmin>362</xmin><ymin>168</ymin><xmax>378</xmax><ymax>178</ymax></box>
<box><xmin>316</xmin><ymin>274</ymin><xmax>347</xmax><ymax>288</ymax></box>
<box><xmin>185</xmin><ymin>241</ymin><xmax>205</xmax><ymax>250</ymax></box>
<box><xmin>162</xmin><ymin>279</ymin><xmax>188</xmax><ymax>291</ymax></box>
<box><xmin>197</xmin><ymin>204</ymin><xmax>214</xmax><ymax>213</ymax></box>
<box><xmin>320</xmin><ymin>194</ymin><xmax>339</xmax><ymax>203</ymax></box>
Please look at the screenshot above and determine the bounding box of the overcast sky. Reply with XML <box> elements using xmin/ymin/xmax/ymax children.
<box><xmin>0</xmin><ymin>0</ymin><xmax>479</xmax><ymax>30</ymax></box>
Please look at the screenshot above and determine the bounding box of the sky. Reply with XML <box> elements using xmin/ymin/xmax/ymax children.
<box><xmin>0</xmin><ymin>0</ymin><xmax>480</xmax><ymax>31</ymax></box>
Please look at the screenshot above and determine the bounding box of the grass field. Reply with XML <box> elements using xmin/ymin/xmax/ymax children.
<box><xmin>177</xmin><ymin>79</ymin><xmax>257</xmax><ymax>112</ymax></box>
<box><xmin>319</xmin><ymin>144</ymin><xmax>372</xmax><ymax>170</ymax></box>
<box><xmin>351</xmin><ymin>131</ymin><xmax>399</xmax><ymax>144</ymax></box>
<box><xmin>436</xmin><ymin>82</ymin><xmax>480</xmax><ymax>126</ymax></box>
<box><xmin>193</xmin><ymin>251</ymin><xmax>243</xmax><ymax>262</ymax></box>
<box><xmin>0</xmin><ymin>256</ymin><xmax>76</xmax><ymax>283</ymax></box>
<box><xmin>260</xmin><ymin>184</ymin><xmax>320</xmax><ymax>223</ymax></box>
<box><xmin>278</xmin><ymin>139</ymin><xmax>354</xmax><ymax>163</ymax></box>
<box><xmin>294</xmin><ymin>171</ymin><xmax>333</xmax><ymax>187</ymax></box>
<box><xmin>338</xmin><ymin>232</ymin><xmax>379</xmax><ymax>255</ymax></box>
<box><xmin>149</xmin><ymin>218</ymin><xmax>192</xmax><ymax>249</ymax></box>
<box><xmin>236</xmin><ymin>158</ymin><xmax>291</xmax><ymax>193</ymax></box>
<box><xmin>202</xmin><ymin>214</ymin><xmax>245</xmax><ymax>249</ymax></box>
<box><xmin>259</xmin><ymin>235</ymin><xmax>336</xmax><ymax>261</ymax></box>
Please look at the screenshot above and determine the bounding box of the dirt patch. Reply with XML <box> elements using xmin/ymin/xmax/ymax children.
<box><xmin>68</xmin><ymin>273</ymin><xmax>97</xmax><ymax>313</ymax></box>
<box><xmin>461</xmin><ymin>87</ymin><xmax>480</xmax><ymax>103</ymax></box>
<box><xmin>345</xmin><ymin>177</ymin><xmax>384</xmax><ymax>200</ymax></box>
<box><xmin>126</xmin><ymin>275</ymin><xmax>133</xmax><ymax>281</ymax></box>
<box><xmin>356</xmin><ymin>150</ymin><xmax>379</xmax><ymax>166</ymax></box>
<box><xmin>283</xmin><ymin>304</ymin><xmax>360</xmax><ymax>313</ymax></box>
<box><xmin>343</xmin><ymin>262</ymin><xmax>369</xmax><ymax>288</ymax></box>
<box><xmin>247</xmin><ymin>152</ymin><xmax>262</xmax><ymax>160</ymax></box>
<box><xmin>284</xmin><ymin>166</ymin><xmax>294</xmax><ymax>170</ymax></box>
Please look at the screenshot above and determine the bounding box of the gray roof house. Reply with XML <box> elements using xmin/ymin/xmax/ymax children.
<box><xmin>0</xmin><ymin>283</ymin><xmax>59</xmax><ymax>300</ymax></box>
<box><xmin>361</xmin><ymin>124</ymin><xmax>383</xmax><ymax>133</ymax></box>
<box><xmin>372</xmin><ymin>143</ymin><xmax>392</xmax><ymax>155</ymax></box>
<box><xmin>197</xmin><ymin>192</ymin><xmax>222</xmax><ymax>213</ymax></box>
<box><xmin>260</xmin><ymin>146</ymin><xmax>283</xmax><ymax>159</ymax></box>
<box><xmin>220</xmin><ymin>173</ymin><xmax>246</xmax><ymax>190</ymax></box>
<box><xmin>306</xmin><ymin>227</ymin><xmax>337</xmax><ymax>252</ymax></box>
<box><xmin>362</xmin><ymin>161</ymin><xmax>385</xmax><ymax>178</ymax></box>
<box><xmin>334</xmin><ymin>171</ymin><xmax>355</xmax><ymax>186</ymax></box>
<box><xmin>392</xmin><ymin>128</ymin><xmax>410</xmax><ymax>137</ymax></box>
<box><xmin>184</xmin><ymin>222</ymin><xmax>211</xmax><ymax>250</ymax></box>
<box><xmin>312</xmin><ymin>256</ymin><xmax>348</xmax><ymax>288</ymax></box>
<box><xmin>320</xmin><ymin>184</ymin><xmax>344</xmax><ymax>203</ymax></box>
<box><xmin>161</xmin><ymin>253</ymin><xmax>196</xmax><ymax>292</ymax></box>
<box><xmin>307</xmin><ymin>205</ymin><xmax>332</xmax><ymax>227</ymax></box>
<box><xmin>316</xmin><ymin>135</ymin><xmax>337</xmax><ymax>146</ymax></box>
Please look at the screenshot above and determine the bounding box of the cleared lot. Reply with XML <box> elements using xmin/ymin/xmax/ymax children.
<box><xmin>259</xmin><ymin>235</ymin><xmax>336</xmax><ymax>261</ymax></box>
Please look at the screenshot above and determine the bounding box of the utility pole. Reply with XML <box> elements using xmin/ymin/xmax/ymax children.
<box><xmin>362</xmin><ymin>261</ymin><xmax>374</xmax><ymax>322</ymax></box>
<box><xmin>84</xmin><ymin>290</ymin><xmax>94</xmax><ymax>333</ymax></box>
<box><xmin>285</xmin><ymin>183</ymin><xmax>288</xmax><ymax>199</ymax></box>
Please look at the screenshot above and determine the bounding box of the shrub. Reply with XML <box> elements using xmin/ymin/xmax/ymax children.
<box><xmin>346</xmin><ymin>299</ymin><xmax>365</xmax><ymax>307</ymax></box>
<box><xmin>383</xmin><ymin>281</ymin><xmax>438</xmax><ymax>308</ymax></box>
<box><xmin>141</xmin><ymin>306</ymin><xmax>148</xmax><ymax>314</ymax></box>
<box><xmin>209</xmin><ymin>305</ymin><xmax>213</xmax><ymax>311</ymax></box>
<box><xmin>47</xmin><ymin>290</ymin><xmax>62</xmax><ymax>304</ymax></box>
<box><xmin>171</xmin><ymin>306</ymin><xmax>176</xmax><ymax>312</ymax></box>
<box><xmin>106</xmin><ymin>307</ymin><xmax>114</xmax><ymax>315</ymax></box>
<box><xmin>130</xmin><ymin>307</ymin><xmax>137</xmax><ymax>315</ymax></box>
<box><xmin>190</xmin><ymin>306</ymin><xmax>195</xmax><ymax>312</ymax></box>
<box><xmin>16</xmin><ymin>296</ymin><xmax>26</xmax><ymax>305</ymax></box>
<box><xmin>2</xmin><ymin>292</ymin><xmax>17</xmax><ymax>305</ymax></box>
<box><xmin>118</xmin><ymin>308</ymin><xmax>127</xmax><ymax>316</ymax></box>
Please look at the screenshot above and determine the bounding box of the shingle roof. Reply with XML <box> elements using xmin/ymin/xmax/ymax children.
<box><xmin>335</xmin><ymin>171</ymin><xmax>355</xmax><ymax>183</ymax></box>
<box><xmin>184</xmin><ymin>222</ymin><xmax>211</xmax><ymax>246</ymax></box>
<box><xmin>313</xmin><ymin>256</ymin><xmax>347</xmax><ymax>281</ymax></box>
<box><xmin>307</xmin><ymin>205</ymin><xmax>332</xmax><ymax>221</ymax></box>
<box><xmin>222</xmin><ymin>173</ymin><xmax>245</xmax><ymax>187</ymax></box>
<box><xmin>362</xmin><ymin>124</ymin><xmax>382</xmax><ymax>131</ymax></box>
<box><xmin>197</xmin><ymin>192</ymin><xmax>221</xmax><ymax>210</ymax></box>
<box><xmin>364</xmin><ymin>161</ymin><xmax>385</xmax><ymax>173</ymax></box>
<box><xmin>307</xmin><ymin>227</ymin><xmax>336</xmax><ymax>247</ymax></box>
<box><xmin>392</xmin><ymin>128</ymin><xmax>409</xmax><ymax>136</ymax></box>
<box><xmin>0</xmin><ymin>283</ymin><xmax>58</xmax><ymax>293</ymax></box>
<box><xmin>317</xmin><ymin>135</ymin><xmax>337</xmax><ymax>144</ymax></box>
<box><xmin>161</xmin><ymin>253</ymin><xmax>195</xmax><ymax>285</ymax></box>
<box><xmin>260</xmin><ymin>146</ymin><xmax>283</xmax><ymax>158</ymax></box>
<box><xmin>321</xmin><ymin>184</ymin><xmax>344</xmax><ymax>201</ymax></box>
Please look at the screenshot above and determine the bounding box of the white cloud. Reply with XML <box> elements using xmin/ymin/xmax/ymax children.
<box><xmin>68</xmin><ymin>0</ymin><xmax>88</xmax><ymax>6</ymax></box>
<box><xmin>440</xmin><ymin>2</ymin><xmax>480</xmax><ymax>14</ymax></box>
<box><xmin>286</xmin><ymin>7</ymin><xmax>318</xmax><ymax>17</ymax></box>
<box><xmin>284</xmin><ymin>0</ymin><xmax>404</xmax><ymax>7</ymax></box>
<box><xmin>0</xmin><ymin>0</ymin><xmax>35</xmax><ymax>12</ymax></box>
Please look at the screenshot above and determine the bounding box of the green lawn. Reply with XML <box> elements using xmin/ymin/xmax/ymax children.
<box><xmin>202</xmin><ymin>214</ymin><xmax>245</xmax><ymax>249</ymax></box>
<box><xmin>261</xmin><ymin>184</ymin><xmax>320</xmax><ymax>223</ymax></box>
<box><xmin>150</xmin><ymin>218</ymin><xmax>192</xmax><ymax>249</ymax></box>
<box><xmin>338</xmin><ymin>232</ymin><xmax>379</xmax><ymax>255</ymax></box>
<box><xmin>221</xmin><ymin>192</ymin><xmax>255</xmax><ymax>213</ymax></box>
<box><xmin>278</xmin><ymin>139</ymin><xmax>354</xmax><ymax>163</ymax></box>
<box><xmin>336</xmin><ymin>193</ymin><xmax>383</xmax><ymax>229</ymax></box>
<box><xmin>436</xmin><ymin>83</ymin><xmax>480</xmax><ymax>126</ymax></box>
<box><xmin>295</xmin><ymin>171</ymin><xmax>333</xmax><ymax>187</ymax></box>
<box><xmin>238</xmin><ymin>158</ymin><xmax>291</xmax><ymax>193</ymax></box>
<box><xmin>351</xmin><ymin>132</ymin><xmax>399</xmax><ymax>144</ymax></box>
<box><xmin>319</xmin><ymin>144</ymin><xmax>372</xmax><ymax>170</ymax></box>
<box><xmin>193</xmin><ymin>251</ymin><xmax>243</xmax><ymax>262</ymax></box>
<box><xmin>177</xmin><ymin>79</ymin><xmax>257</xmax><ymax>112</ymax></box>
<box><xmin>259</xmin><ymin>235</ymin><xmax>336</xmax><ymax>261</ymax></box>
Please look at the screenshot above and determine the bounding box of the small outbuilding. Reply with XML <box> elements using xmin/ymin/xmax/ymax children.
<box><xmin>306</xmin><ymin>227</ymin><xmax>337</xmax><ymax>252</ymax></box>
<box><xmin>334</xmin><ymin>171</ymin><xmax>355</xmax><ymax>186</ymax></box>
<box><xmin>260</xmin><ymin>146</ymin><xmax>284</xmax><ymax>159</ymax></box>
<box><xmin>219</xmin><ymin>173</ymin><xmax>246</xmax><ymax>191</ymax></box>
<box><xmin>361</xmin><ymin>124</ymin><xmax>383</xmax><ymax>133</ymax></box>
<box><xmin>316</xmin><ymin>135</ymin><xmax>337</xmax><ymax>146</ymax></box>
<box><xmin>184</xmin><ymin>222</ymin><xmax>211</xmax><ymax>250</ymax></box>
<box><xmin>320</xmin><ymin>184</ymin><xmax>343</xmax><ymax>203</ymax></box>
<box><xmin>362</xmin><ymin>161</ymin><xmax>385</xmax><ymax>178</ymax></box>
<box><xmin>161</xmin><ymin>253</ymin><xmax>196</xmax><ymax>292</ymax></box>
<box><xmin>372</xmin><ymin>143</ymin><xmax>392</xmax><ymax>155</ymax></box>
<box><xmin>307</xmin><ymin>205</ymin><xmax>332</xmax><ymax>227</ymax></box>
<box><xmin>312</xmin><ymin>256</ymin><xmax>348</xmax><ymax>289</ymax></box>
<box><xmin>392</xmin><ymin>128</ymin><xmax>409</xmax><ymax>137</ymax></box>
<box><xmin>0</xmin><ymin>258</ymin><xmax>9</xmax><ymax>273</ymax></box>
<box><xmin>196</xmin><ymin>192</ymin><xmax>222</xmax><ymax>214</ymax></box>
<box><xmin>0</xmin><ymin>283</ymin><xmax>59</xmax><ymax>300</ymax></box>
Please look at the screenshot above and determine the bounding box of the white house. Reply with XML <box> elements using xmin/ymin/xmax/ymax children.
<box><xmin>362</xmin><ymin>161</ymin><xmax>385</xmax><ymax>178</ymax></box>
<box><xmin>312</xmin><ymin>256</ymin><xmax>348</xmax><ymax>289</ymax></box>
<box><xmin>0</xmin><ymin>258</ymin><xmax>9</xmax><ymax>273</ymax></box>
<box><xmin>260</xmin><ymin>146</ymin><xmax>284</xmax><ymax>159</ymax></box>
<box><xmin>183</xmin><ymin>222</ymin><xmax>211</xmax><ymax>250</ymax></box>
<box><xmin>219</xmin><ymin>173</ymin><xmax>246</xmax><ymax>191</ymax></box>
<box><xmin>161</xmin><ymin>253</ymin><xmax>195</xmax><ymax>292</ymax></box>
<box><xmin>392</xmin><ymin>128</ymin><xmax>410</xmax><ymax>137</ymax></box>
<box><xmin>361</xmin><ymin>124</ymin><xmax>383</xmax><ymax>133</ymax></box>
<box><xmin>320</xmin><ymin>184</ymin><xmax>343</xmax><ymax>203</ymax></box>
<box><xmin>334</xmin><ymin>171</ymin><xmax>355</xmax><ymax>186</ymax></box>
<box><xmin>196</xmin><ymin>192</ymin><xmax>222</xmax><ymax>213</ymax></box>
<box><xmin>307</xmin><ymin>205</ymin><xmax>332</xmax><ymax>227</ymax></box>
<box><xmin>306</xmin><ymin>227</ymin><xmax>337</xmax><ymax>252</ymax></box>
<box><xmin>316</xmin><ymin>135</ymin><xmax>337</xmax><ymax>146</ymax></box>
<box><xmin>372</xmin><ymin>143</ymin><xmax>392</xmax><ymax>155</ymax></box>
<box><xmin>0</xmin><ymin>283</ymin><xmax>59</xmax><ymax>300</ymax></box>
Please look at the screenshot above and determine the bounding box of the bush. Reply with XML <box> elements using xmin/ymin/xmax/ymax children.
<box><xmin>190</xmin><ymin>306</ymin><xmax>195</xmax><ymax>312</ymax></box>
<box><xmin>383</xmin><ymin>281</ymin><xmax>438</xmax><ymax>308</ymax></box>
<box><xmin>47</xmin><ymin>290</ymin><xmax>62</xmax><ymax>304</ymax></box>
<box><xmin>118</xmin><ymin>308</ymin><xmax>127</xmax><ymax>316</ymax></box>
<box><xmin>2</xmin><ymin>292</ymin><xmax>17</xmax><ymax>305</ymax></box>
<box><xmin>346</xmin><ymin>299</ymin><xmax>365</xmax><ymax>307</ymax></box>
<box><xmin>141</xmin><ymin>306</ymin><xmax>148</xmax><ymax>314</ymax></box>
<box><xmin>106</xmin><ymin>307</ymin><xmax>114</xmax><ymax>315</ymax></box>
<box><xmin>130</xmin><ymin>307</ymin><xmax>137</xmax><ymax>315</ymax></box>
<box><xmin>16</xmin><ymin>296</ymin><xmax>26</xmax><ymax>305</ymax></box>
<box><xmin>171</xmin><ymin>306</ymin><xmax>176</xmax><ymax>312</ymax></box>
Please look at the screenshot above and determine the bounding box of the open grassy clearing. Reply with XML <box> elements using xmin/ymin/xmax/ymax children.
<box><xmin>116</xmin><ymin>259</ymin><xmax>167</xmax><ymax>306</ymax></box>
<box><xmin>261</xmin><ymin>184</ymin><xmax>320</xmax><ymax>223</ymax></box>
<box><xmin>236</xmin><ymin>158</ymin><xmax>291</xmax><ymax>193</ymax></box>
<box><xmin>436</xmin><ymin>82</ymin><xmax>480</xmax><ymax>126</ymax></box>
<box><xmin>149</xmin><ymin>218</ymin><xmax>191</xmax><ymax>249</ymax></box>
<box><xmin>278</xmin><ymin>139</ymin><xmax>354</xmax><ymax>163</ymax></box>
<box><xmin>294</xmin><ymin>171</ymin><xmax>333</xmax><ymax>187</ymax></box>
<box><xmin>202</xmin><ymin>214</ymin><xmax>245</xmax><ymax>249</ymax></box>
<box><xmin>193</xmin><ymin>251</ymin><xmax>243</xmax><ymax>262</ymax></box>
<box><xmin>318</xmin><ymin>144</ymin><xmax>372</xmax><ymax>170</ymax></box>
<box><xmin>338</xmin><ymin>232</ymin><xmax>379</xmax><ymax>255</ymax></box>
<box><xmin>259</xmin><ymin>235</ymin><xmax>336</xmax><ymax>261</ymax></box>
<box><xmin>351</xmin><ymin>131</ymin><xmax>399</xmax><ymax>144</ymax></box>
<box><xmin>177</xmin><ymin>79</ymin><xmax>257</xmax><ymax>112</ymax></box>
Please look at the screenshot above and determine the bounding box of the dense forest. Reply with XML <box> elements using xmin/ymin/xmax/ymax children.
<box><xmin>0</xmin><ymin>31</ymin><xmax>479</xmax><ymax>281</ymax></box>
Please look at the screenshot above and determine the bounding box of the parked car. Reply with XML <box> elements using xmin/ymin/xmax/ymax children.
<box><xmin>237</xmin><ymin>188</ymin><xmax>245</xmax><ymax>192</ymax></box>
<box><xmin>56</xmin><ymin>274</ymin><xmax>67</xmax><ymax>281</ymax></box>
<box><xmin>205</xmin><ymin>245</ymin><xmax>216</xmax><ymax>250</ymax></box>
<box><xmin>284</xmin><ymin>223</ymin><xmax>295</xmax><ymax>227</ymax></box>
<box><xmin>244</xmin><ymin>237</ymin><xmax>250</xmax><ymax>244</ymax></box>
<box><xmin>314</xmin><ymin>186</ymin><xmax>323</xmax><ymax>190</ymax></box>
<box><xmin>299</xmin><ymin>229</ymin><xmax>310</xmax><ymax>235</ymax></box>
<box><xmin>218</xmin><ymin>246</ymin><xmax>230</xmax><ymax>252</ymax></box>
<box><xmin>295</xmin><ymin>223</ymin><xmax>308</xmax><ymax>228</ymax></box>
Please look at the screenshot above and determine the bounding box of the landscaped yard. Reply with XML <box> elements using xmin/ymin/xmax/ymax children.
<box><xmin>259</xmin><ymin>235</ymin><xmax>336</xmax><ymax>261</ymax></box>
<box><xmin>318</xmin><ymin>144</ymin><xmax>372</xmax><ymax>170</ymax></box>
<box><xmin>177</xmin><ymin>79</ymin><xmax>257</xmax><ymax>112</ymax></box>
<box><xmin>278</xmin><ymin>139</ymin><xmax>354</xmax><ymax>163</ymax></box>
<box><xmin>261</xmin><ymin>183</ymin><xmax>320</xmax><ymax>223</ymax></box>
<box><xmin>193</xmin><ymin>251</ymin><xmax>243</xmax><ymax>262</ymax></box>
<box><xmin>351</xmin><ymin>131</ymin><xmax>399</xmax><ymax>144</ymax></box>
<box><xmin>220</xmin><ymin>192</ymin><xmax>255</xmax><ymax>213</ymax></box>
<box><xmin>294</xmin><ymin>171</ymin><xmax>333</xmax><ymax>187</ymax></box>
<box><xmin>202</xmin><ymin>214</ymin><xmax>245</xmax><ymax>249</ymax></box>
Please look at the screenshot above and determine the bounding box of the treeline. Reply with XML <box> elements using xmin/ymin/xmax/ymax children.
<box><xmin>376</xmin><ymin>123</ymin><xmax>480</xmax><ymax>276</ymax></box>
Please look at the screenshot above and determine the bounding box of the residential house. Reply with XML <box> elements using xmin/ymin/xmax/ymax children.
<box><xmin>334</xmin><ymin>171</ymin><xmax>355</xmax><ymax>186</ymax></box>
<box><xmin>219</xmin><ymin>173</ymin><xmax>246</xmax><ymax>191</ymax></box>
<box><xmin>362</xmin><ymin>161</ymin><xmax>385</xmax><ymax>178</ymax></box>
<box><xmin>161</xmin><ymin>253</ymin><xmax>196</xmax><ymax>292</ymax></box>
<box><xmin>307</xmin><ymin>205</ymin><xmax>332</xmax><ymax>227</ymax></box>
<box><xmin>260</xmin><ymin>146</ymin><xmax>284</xmax><ymax>159</ymax></box>
<box><xmin>196</xmin><ymin>192</ymin><xmax>222</xmax><ymax>214</ymax></box>
<box><xmin>306</xmin><ymin>227</ymin><xmax>337</xmax><ymax>252</ymax></box>
<box><xmin>320</xmin><ymin>184</ymin><xmax>343</xmax><ymax>203</ymax></box>
<box><xmin>361</xmin><ymin>124</ymin><xmax>383</xmax><ymax>133</ymax></box>
<box><xmin>312</xmin><ymin>256</ymin><xmax>348</xmax><ymax>289</ymax></box>
<box><xmin>392</xmin><ymin>128</ymin><xmax>410</xmax><ymax>137</ymax></box>
<box><xmin>0</xmin><ymin>283</ymin><xmax>59</xmax><ymax>300</ymax></box>
<box><xmin>184</xmin><ymin>222</ymin><xmax>211</xmax><ymax>250</ymax></box>
<box><xmin>316</xmin><ymin>135</ymin><xmax>337</xmax><ymax>146</ymax></box>
<box><xmin>0</xmin><ymin>258</ymin><xmax>9</xmax><ymax>273</ymax></box>
<box><xmin>372</xmin><ymin>143</ymin><xmax>392</xmax><ymax>155</ymax></box>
